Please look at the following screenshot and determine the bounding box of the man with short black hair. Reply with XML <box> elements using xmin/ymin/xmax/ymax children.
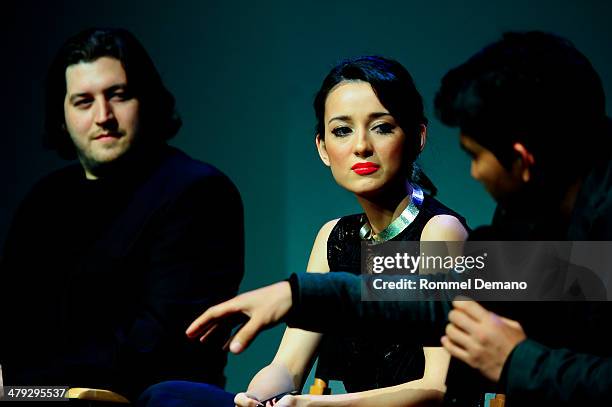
<box><xmin>435</xmin><ymin>31</ymin><xmax>610</xmax><ymax>241</ymax></box>
<box><xmin>0</xmin><ymin>28</ymin><xmax>244</xmax><ymax>400</ymax></box>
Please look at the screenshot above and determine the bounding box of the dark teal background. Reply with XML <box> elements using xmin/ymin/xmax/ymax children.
<box><xmin>3</xmin><ymin>0</ymin><xmax>612</xmax><ymax>394</ymax></box>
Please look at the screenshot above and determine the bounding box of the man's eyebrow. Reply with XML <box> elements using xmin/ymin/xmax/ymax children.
<box><xmin>68</xmin><ymin>92</ymin><xmax>91</xmax><ymax>103</ymax></box>
<box><xmin>68</xmin><ymin>84</ymin><xmax>129</xmax><ymax>103</ymax></box>
<box><xmin>105</xmin><ymin>84</ymin><xmax>129</xmax><ymax>93</ymax></box>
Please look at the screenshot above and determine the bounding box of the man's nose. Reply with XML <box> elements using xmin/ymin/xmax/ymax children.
<box><xmin>95</xmin><ymin>98</ymin><xmax>115</xmax><ymax>125</ymax></box>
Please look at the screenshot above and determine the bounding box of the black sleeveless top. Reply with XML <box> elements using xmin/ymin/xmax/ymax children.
<box><xmin>315</xmin><ymin>192</ymin><xmax>468</xmax><ymax>392</ymax></box>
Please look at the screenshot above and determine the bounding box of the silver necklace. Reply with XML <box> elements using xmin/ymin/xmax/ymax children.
<box><xmin>359</xmin><ymin>184</ymin><xmax>424</xmax><ymax>244</ymax></box>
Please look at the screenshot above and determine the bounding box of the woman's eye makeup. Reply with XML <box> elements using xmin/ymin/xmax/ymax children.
<box><xmin>372</xmin><ymin>123</ymin><xmax>396</xmax><ymax>134</ymax></box>
<box><xmin>331</xmin><ymin>126</ymin><xmax>352</xmax><ymax>137</ymax></box>
<box><xmin>329</xmin><ymin>121</ymin><xmax>396</xmax><ymax>137</ymax></box>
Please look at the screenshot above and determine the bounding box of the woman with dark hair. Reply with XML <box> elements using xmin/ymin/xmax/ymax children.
<box><xmin>142</xmin><ymin>56</ymin><xmax>469</xmax><ymax>407</ymax></box>
<box><xmin>231</xmin><ymin>56</ymin><xmax>469</xmax><ymax>407</ymax></box>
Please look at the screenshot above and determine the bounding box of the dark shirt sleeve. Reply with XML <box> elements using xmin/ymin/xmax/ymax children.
<box><xmin>286</xmin><ymin>272</ymin><xmax>451</xmax><ymax>345</ymax></box>
<box><xmin>117</xmin><ymin>174</ymin><xmax>244</xmax><ymax>397</ymax></box>
<box><xmin>501</xmin><ymin>339</ymin><xmax>612</xmax><ymax>406</ymax></box>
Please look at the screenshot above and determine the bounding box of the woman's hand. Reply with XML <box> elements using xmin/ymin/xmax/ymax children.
<box><xmin>234</xmin><ymin>393</ymin><xmax>308</xmax><ymax>407</ymax></box>
<box><xmin>234</xmin><ymin>392</ymin><xmax>263</xmax><ymax>407</ymax></box>
<box><xmin>186</xmin><ymin>281</ymin><xmax>293</xmax><ymax>354</ymax></box>
<box><xmin>441</xmin><ymin>299</ymin><xmax>526</xmax><ymax>382</ymax></box>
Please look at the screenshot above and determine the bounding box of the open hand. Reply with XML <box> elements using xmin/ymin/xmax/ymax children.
<box><xmin>186</xmin><ymin>281</ymin><xmax>292</xmax><ymax>354</ymax></box>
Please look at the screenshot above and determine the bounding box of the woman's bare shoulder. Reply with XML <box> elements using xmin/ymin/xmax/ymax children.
<box><xmin>420</xmin><ymin>215</ymin><xmax>468</xmax><ymax>241</ymax></box>
<box><xmin>306</xmin><ymin>218</ymin><xmax>341</xmax><ymax>273</ymax></box>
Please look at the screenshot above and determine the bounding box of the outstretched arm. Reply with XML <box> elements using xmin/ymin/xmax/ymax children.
<box><xmin>288</xmin><ymin>272</ymin><xmax>451</xmax><ymax>342</ymax></box>
<box><xmin>187</xmin><ymin>215</ymin><xmax>465</xmax><ymax>353</ymax></box>
<box><xmin>187</xmin><ymin>271</ymin><xmax>453</xmax><ymax>354</ymax></box>
<box><xmin>186</xmin><ymin>272</ymin><xmax>452</xmax><ymax>354</ymax></box>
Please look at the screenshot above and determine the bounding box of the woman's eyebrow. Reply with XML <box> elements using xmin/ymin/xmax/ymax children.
<box><xmin>328</xmin><ymin>112</ymin><xmax>391</xmax><ymax>124</ymax></box>
<box><xmin>328</xmin><ymin>115</ymin><xmax>351</xmax><ymax>124</ymax></box>
<box><xmin>369</xmin><ymin>112</ymin><xmax>392</xmax><ymax>119</ymax></box>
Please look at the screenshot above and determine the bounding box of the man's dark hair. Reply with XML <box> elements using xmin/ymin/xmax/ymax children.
<box><xmin>44</xmin><ymin>28</ymin><xmax>181</xmax><ymax>159</ymax></box>
<box><xmin>435</xmin><ymin>31</ymin><xmax>608</xmax><ymax>182</ymax></box>
<box><xmin>314</xmin><ymin>55</ymin><xmax>436</xmax><ymax>195</ymax></box>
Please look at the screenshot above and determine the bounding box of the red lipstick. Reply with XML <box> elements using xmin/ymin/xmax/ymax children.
<box><xmin>351</xmin><ymin>162</ymin><xmax>380</xmax><ymax>175</ymax></box>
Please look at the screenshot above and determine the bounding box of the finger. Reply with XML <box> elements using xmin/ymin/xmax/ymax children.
<box><xmin>198</xmin><ymin>322</ymin><xmax>219</xmax><ymax>343</ymax></box>
<box><xmin>186</xmin><ymin>300</ymin><xmax>239</xmax><ymax>338</ymax></box>
<box><xmin>222</xmin><ymin>320</ymin><xmax>247</xmax><ymax>351</ymax></box>
<box><xmin>452</xmin><ymin>298</ymin><xmax>488</xmax><ymax>322</ymax></box>
<box><xmin>228</xmin><ymin>318</ymin><xmax>264</xmax><ymax>354</ymax></box>
<box><xmin>448</xmin><ymin>309</ymin><xmax>479</xmax><ymax>334</ymax></box>
<box><xmin>186</xmin><ymin>306</ymin><xmax>223</xmax><ymax>338</ymax></box>
<box><xmin>499</xmin><ymin>315</ymin><xmax>523</xmax><ymax>329</ymax></box>
<box><xmin>441</xmin><ymin>335</ymin><xmax>471</xmax><ymax>365</ymax></box>
<box><xmin>222</xmin><ymin>330</ymin><xmax>234</xmax><ymax>351</ymax></box>
<box><xmin>445</xmin><ymin>322</ymin><xmax>474</xmax><ymax>350</ymax></box>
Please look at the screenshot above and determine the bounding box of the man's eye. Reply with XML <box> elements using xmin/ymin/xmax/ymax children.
<box><xmin>74</xmin><ymin>99</ymin><xmax>92</xmax><ymax>108</ymax></box>
<box><xmin>111</xmin><ymin>92</ymin><xmax>129</xmax><ymax>101</ymax></box>
<box><xmin>373</xmin><ymin>123</ymin><xmax>395</xmax><ymax>134</ymax></box>
<box><xmin>331</xmin><ymin>126</ymin><xmax>352</xmax><ymax>137</ymax></box>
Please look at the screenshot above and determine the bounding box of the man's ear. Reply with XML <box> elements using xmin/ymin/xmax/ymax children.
<box><xmin>512</xmin><ymin>142</ymin><xmax>535</xmax><ymax>182</ymax></box>
<box><xmin>316</xmin><ymin>134</ymin><xmax>330</xmax><ymax>167</ymax></box>
<box><xmin>419</xmin><ymin>124</ymin><xmax>427</xmax><ymax>153</ymax></box>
